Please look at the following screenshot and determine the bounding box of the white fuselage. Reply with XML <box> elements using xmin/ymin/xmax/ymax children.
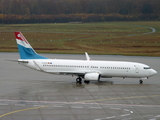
<box><xmin>18</xmin><ymin>59</ymin><xmax>157</xmax><ymax>80</ymax></box>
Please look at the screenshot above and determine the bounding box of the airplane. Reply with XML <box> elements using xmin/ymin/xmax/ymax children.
<box><xmin>14</xmin><ymin>31</ymin><xmax>157</xmax><ymax>84</ymax></box>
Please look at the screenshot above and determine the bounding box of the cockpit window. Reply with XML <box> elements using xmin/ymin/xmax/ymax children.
<box><xmin>144</xmin><ymin>67</ymin><xmax>151</xmax><ymax>69</ymax></box>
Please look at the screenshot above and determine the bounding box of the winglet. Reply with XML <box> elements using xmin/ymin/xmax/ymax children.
<box><xmin>15</xmin><ymin>32</ymin><xmax>48</xmax><ymax>59</ymax></box>
<box><xmin>85</xmin><ymin>52</ymin><xmax>91</xmax><ymax>61</ymax></box>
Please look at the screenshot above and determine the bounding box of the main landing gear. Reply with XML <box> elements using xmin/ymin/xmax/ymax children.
<box><xmin>139</xmin><ymin>79</ymin><xmax>143</xmax><ymax>84</ymax></box>
<box><xmin>76</xmin><ymin>77</ymin><xmax>90</xmax><ymax>84</ymax></box>
<box><xmin>84</xmin><ymin>80</ymin><xmax>90</xmax><ymax>84</ymax></box>
<box><xmin>76</xmin><ymin>77</ymin><xmax>82</xmax><ymax>84</ymax></box>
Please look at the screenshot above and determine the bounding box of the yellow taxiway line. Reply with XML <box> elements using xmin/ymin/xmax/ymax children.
<box><xmin>0</xmin><ymin>94</ymin><xmax>160</xmax><ymax>118</ymax></box>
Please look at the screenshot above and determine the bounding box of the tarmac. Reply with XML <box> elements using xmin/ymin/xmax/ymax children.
<box><xmin>0</xmin><ymin>52</ymin><xmax>160</xmax><ymax>120</ymax></box>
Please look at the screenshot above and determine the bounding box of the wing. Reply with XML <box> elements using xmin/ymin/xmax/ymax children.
<box><xmin>85</xmin><ymin>52</ymin><xmax>91</xmax><ymax>61</ymax></box>
<box><xmin>43</xmin><ymin>70</ymin><xmax>85</xmax><ymax>76</ymax></box>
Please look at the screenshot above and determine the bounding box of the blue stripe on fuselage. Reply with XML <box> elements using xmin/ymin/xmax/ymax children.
<box><xmin>17</xmin><ymin>44</ymin><xmax>48</xmax><ymax>59</ymax></box>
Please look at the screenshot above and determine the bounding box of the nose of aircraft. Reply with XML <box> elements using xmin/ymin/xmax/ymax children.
<box><xmin>150</xmin><ymin>69</ymin><xmax>157</xmax><ymax>76</ymax></box>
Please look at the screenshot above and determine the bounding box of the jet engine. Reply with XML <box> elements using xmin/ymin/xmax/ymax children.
<box><xmin>84</xmin><ymin>73</ymin><xmax>101</xmax><ymax>81</ymax></box>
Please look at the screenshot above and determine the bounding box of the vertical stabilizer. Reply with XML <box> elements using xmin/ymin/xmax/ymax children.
<box><xmin>15</xmin><ymin>32</ymin><xmax>48</xmax><ymax>59</ymax></box>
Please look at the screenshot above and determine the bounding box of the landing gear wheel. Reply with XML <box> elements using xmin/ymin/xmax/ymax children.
<box><xmin>76</xmin><ymin>77</ymin><xmax>82</xmax><ymax>84</ymax></box>
<box><xmin>139</xmin><ymin>80</ymin><xmax>143</xmax><ymax>84</ymax></box>
<box><xmin>84</xmin><ymin>80</ymin><xmax>90</xmax><ymax>84</ymax></box>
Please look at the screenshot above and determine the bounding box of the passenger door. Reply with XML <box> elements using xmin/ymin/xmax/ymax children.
<box><xmin>135</xmin><ymin>65</ymin><xmax>139</xmax><ymax>73</ymax></box>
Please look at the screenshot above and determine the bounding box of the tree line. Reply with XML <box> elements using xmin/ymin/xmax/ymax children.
<box><xmin>0</xmin><ymin>0</ymin><xmax>160</xmax><ymax>24</ymax></box>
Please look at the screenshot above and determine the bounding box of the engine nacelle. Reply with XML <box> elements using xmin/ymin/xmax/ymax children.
<box><xmin>84</xmin><ymin>73</ymin><xmax>100</xmax><ymax>81</ymax></box>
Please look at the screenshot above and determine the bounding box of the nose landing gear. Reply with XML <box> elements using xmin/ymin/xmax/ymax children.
<box><xmin>139</xmin><ymin>79</ymin><xmax>143</xmax><ymax>84</ymax></box>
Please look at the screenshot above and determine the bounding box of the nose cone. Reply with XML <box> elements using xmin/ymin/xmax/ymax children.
<box><xmin>150</xmin><ymin>69</ymin><xmax>157</xmax><ymax>76</ymax></box>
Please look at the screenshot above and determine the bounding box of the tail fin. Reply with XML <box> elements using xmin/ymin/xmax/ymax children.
<box><xmin>15</xmin><ymin>32</ymin><xmax>48</xmax><ymax>59</ymax></box>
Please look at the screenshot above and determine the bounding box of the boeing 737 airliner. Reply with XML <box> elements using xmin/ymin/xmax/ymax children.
<box><xmin>15</xmin><ymin>32</ymin><xmax>157</xmax><ymax>84</ymax></box>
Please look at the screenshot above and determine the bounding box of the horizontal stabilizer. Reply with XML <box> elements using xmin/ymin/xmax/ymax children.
<box><xmin>5</xmin><ymin>59</ymin><xmax>19</xmax><ymax>62</ymax></box>
<box><xmin>5</xmin><ymin>59</ymin><xmax>28</xmax><ymax>63</ymax></box>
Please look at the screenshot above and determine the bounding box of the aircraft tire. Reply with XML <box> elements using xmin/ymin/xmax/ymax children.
<box><xmin>139</xmin><ymin>80</ymin><xmax>143</xmax><ymax>84</ymax></box>
<box><xmin>76</xmin><ymin>77</ymin><xmax>82</xmax><ymax>84</ymax></box>
<box><xmin>84</xmin><ymin>80</ymin><xmax>90</xmax><ymax>84</ymax></box>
